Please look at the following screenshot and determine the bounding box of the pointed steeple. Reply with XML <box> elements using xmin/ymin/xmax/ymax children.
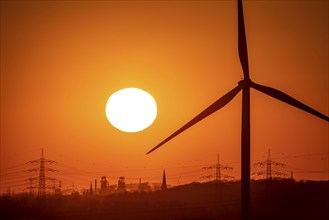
<box><xmin>161</xmin><ymin>169</ymin><xmax>167</xmax><ymax>190</ymax></box>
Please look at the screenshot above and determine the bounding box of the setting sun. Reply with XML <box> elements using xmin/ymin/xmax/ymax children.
<box><xmin>105</xmin><ymin>88</ymin><xmax>157</xmax><ymax>132</ymax></box>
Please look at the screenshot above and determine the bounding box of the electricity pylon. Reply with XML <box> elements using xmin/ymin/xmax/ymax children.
<box><xmin>26</xmin><ymin>148</ymin><xmax>58</xmax><ymax>198</ymax></box>
<box><xmin>201</xmin><ymin>154</ymin><xmax>234</xmax><ymax>183</ymax></box>
<box><xmin>252</xmin><ymin>149</ymin><xmax>287</xmax><ymax>180</ymax></box>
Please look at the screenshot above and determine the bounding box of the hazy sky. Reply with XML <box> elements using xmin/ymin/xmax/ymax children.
<box><xmin>1</xmin><ymin>0</ymin><xmax>328</xmax><ymax>193</ymax></box>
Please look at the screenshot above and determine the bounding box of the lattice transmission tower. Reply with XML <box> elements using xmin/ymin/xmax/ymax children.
<box><xmin>201</xmin><ymin>154</ymin><xmax>234</xmax><ymax>182</ymax></box>
<box><xmin>26</xmin><ymin>149</ymin><xmax>58</xmax><ymax>198</ymax></box>
<box><xmin>252</xmin><ymin>149</ymin><xmax>287</xmax><ymax>180</ymax></box>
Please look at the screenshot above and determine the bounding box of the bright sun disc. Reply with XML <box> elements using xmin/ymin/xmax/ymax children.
<box><xmin>105</xmin><ymin>88</ymin><xmax>157</xmax><ymax>132</ymax></box>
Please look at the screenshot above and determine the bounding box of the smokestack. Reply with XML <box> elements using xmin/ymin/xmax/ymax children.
<box><xmin>90</xmin><ymin>182</ymin><xmax>93</xmax><ymax>195</ymax></box>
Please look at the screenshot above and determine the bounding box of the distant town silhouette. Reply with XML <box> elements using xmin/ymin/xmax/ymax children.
<box><xmin>1</xmin><ymin>179</ymin><xmax>328</xmax><ymax>220</ymax></box>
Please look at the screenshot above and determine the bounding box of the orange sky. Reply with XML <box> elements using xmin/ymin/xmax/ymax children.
<box><xmin>1</xmin><ymin>0</ymin><xmax>328</xmax><ymax>194</ymax></box>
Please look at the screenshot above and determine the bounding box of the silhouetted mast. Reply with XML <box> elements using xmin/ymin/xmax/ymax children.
<box><xmin>38</xmin><ymin>149</ymin><xmax>46</xmax><ymax>198</ymax></box>
<box><xmin>216</xmin><ymin>154</ymin><xmax>220</xmax><ymax>183</ymax></box>
<box><xmin>267</xmin><ymin>149</ymin><xmax>271</xmax><ymax>180</ymax></box>
<box><xmin>90</xmin><ymin>182</ymin><xmax>93</xmax><ymax>195</ymax></box>
<box><xmin>95</xmin><ymin>179</ymin><xmax>97</xmax><ymax>195</ymax></box>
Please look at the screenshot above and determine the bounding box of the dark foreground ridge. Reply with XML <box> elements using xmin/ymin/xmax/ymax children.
<box><xmin>1</xmin><ymin>179</ymin><xmax>328</xmax><ymax>220</ymax></box>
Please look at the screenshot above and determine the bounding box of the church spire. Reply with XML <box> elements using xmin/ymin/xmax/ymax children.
<box><xmin>161</xmin><ymin>169</ymin><xmax>167</xmax><ymax>190</ymax></box>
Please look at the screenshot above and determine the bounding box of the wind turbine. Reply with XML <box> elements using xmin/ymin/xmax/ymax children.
<box><xmin>147</xmin><ymin>0</ymin><xmax>329</xmax><ymax>219</ymax></box>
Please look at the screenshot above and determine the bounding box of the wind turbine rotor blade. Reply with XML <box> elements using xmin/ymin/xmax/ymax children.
<box><xmin>146</xmin><ymin>85</ymin><xmax>242</xmax><ymax>154</ymax></box>
<box><xmin>238</xmin><ymin>0</ymin><xmax>250</xmax><ymax>79</ymax></box>
<box><xmin>251</xmin><ymin>82</ymin><xmax>329</xmax><ymax>122</ymax></box>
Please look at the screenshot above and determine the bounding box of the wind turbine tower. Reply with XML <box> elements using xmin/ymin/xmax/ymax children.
<box><xmin>147</xmin><ymin>1</ymin><xmax>329</xmax><ymax>220</ymax></box>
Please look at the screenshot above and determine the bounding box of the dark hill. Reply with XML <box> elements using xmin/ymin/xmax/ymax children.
<box><xmin>1</xmin><ymin>180</ymin><xmax>328</xmax><ymax>220</ymax></box>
